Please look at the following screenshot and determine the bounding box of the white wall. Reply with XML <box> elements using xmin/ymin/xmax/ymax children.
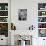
<box><xmin>11</xmin><ymin>0</ymin><xmax>46</xmax><ymax>46</ymax></box>
<box><xmin>11</xmin><ymin>0</ymin><xmax>38</xmax><ymax>30</ymax></box>
<box><xmin>11</xmin><ymin>0</ymin><xmax>46</xmax><ymax>30</ymax></box>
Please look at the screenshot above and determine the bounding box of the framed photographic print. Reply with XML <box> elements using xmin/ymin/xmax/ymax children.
<box><xmin>18</xmin><ymin>9</ymin><xmax>27</xmax><ymax>21</ymax></box>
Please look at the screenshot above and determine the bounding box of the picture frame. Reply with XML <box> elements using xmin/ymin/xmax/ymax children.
<box><xmin>18</xmin><ymin>9</ymin><xmax>27</xmax><ymax>21</ymax></box>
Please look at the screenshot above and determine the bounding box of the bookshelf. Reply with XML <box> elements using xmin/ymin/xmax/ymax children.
<box><xmin>0</xmin><ymin>3</ymin><xmax>8</xmax><ymax>37</ymax></box>
<box><xmin>38</xmin><ymin>3</ymin><xmax>46</xmax><ymax>37</ymax></box>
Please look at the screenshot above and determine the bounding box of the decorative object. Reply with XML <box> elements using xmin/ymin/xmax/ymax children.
<box><xmin>42</xmin><ymin>12</ymin><xmax>45</xmax><ymax>15</ymax></box>
<box><xmin>38</xmin><ymin>3</ymin><xmax>46</xmax><ymax>10</ymax></box>
<box><xmin>0</xmin><ymin>23</ymin><xmax>8</xmax><ymax>37</ymax></box>
<box><xmin>40</xmin><ymin>8</ymin><xmax>44</xmax><ymax>10</ymax></box>
<box><xmin>5</xmin><ymin>6</ymin><xmax>8</xmax><ymax>10</ymax></box>
<box><xmin>11</xmin><ymin>23</ymin><xmax>16</xmax><ymax>30</ymax></box>
<box><xmin>18</xmin><ymin>9</ymin><xmax>27</xmax><ymax>21</ymax></box>
<box><xmin>38</xmin><ymin>17</ymin><xmax>46</xmax><ymax>22</ymax></box>
<box><xmin>29</xmin><ymin>25</ymin><xmax>35</xmax><ymax>30</ymax></box>
<box><xmin>0</xmin><ymin>17</ymin><xmax>8</xmax><ymax>22</ymax></box>
<box><xmin>0</xmin><ymin>11</ymin><xmax>8</xmax><ymax>16</ymax></box>
<box><xmin>15</xmin><ymin>35</ymin><xmax>32</xmax><ymax>46</ymax></box>
<box><xmin>39</xmin><ymin>29</ymin><xmax>46</xmax><ymax>37</ymax></box>
<box><xmin>38</xmin><ymin>23</ymin><xmax>46</xmax><ymax>28</ymax></box>
<box><xmin>19</xmin><ymin>35</ymin><xmax>32</xmax><ymax>45</ymax></box>
<box><xmin>38</xmin><ymin>11</ymin><xmax>46</xmax><ymax>16</ymax></box>
<box><xmin>0</xmin><ymin>3</ymin><xmax>8</xmax><ymax>10</ymax></box>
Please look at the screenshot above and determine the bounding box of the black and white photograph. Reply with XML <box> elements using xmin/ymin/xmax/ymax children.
<box><xmin>18</xmin><ymin>9</ymin><xmax>27</xmax><ymax>21</ymax></box>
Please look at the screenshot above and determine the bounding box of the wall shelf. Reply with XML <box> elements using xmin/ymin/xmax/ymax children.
<box><xmin>38</xmin><ymin>28</ymin><xmax>46</xmax><ymax>29</ymax></box>
<box><xmin>38</xmin><ymin>16</ymin><xmax>46</xmax><ymax>17</ymax></box>
<box><xmin>38</xmin><ymin>22</ymin><xmax>46</xmax><ymax>23</ymax></box>
<box><xmin>0</xmin><ymin>3</ymin><xmax>8</xmax><ymax>37</ymax></box>
<box><xmin>38</xmin><ymin>10</ymin><xmax>46</xmax><ymax>11</ymax></box>
<box><xmin>0</xmin><ymin>22</ymin><xmax>8</xmax><ymax>23</ymax></box>
<box><xmin>0</xmin><ymin>16</ymin><xmax>8</xmax><ymax>17</ymax></box>
<box><xmin>0</xmin><ymin>10</ymin><xmax>8</xmax><ymax>11</ymax></box>
<box><xmin>38</xmin><ymin>3</ymin><xmax>46</xmax><ymax>37</ymax></box>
